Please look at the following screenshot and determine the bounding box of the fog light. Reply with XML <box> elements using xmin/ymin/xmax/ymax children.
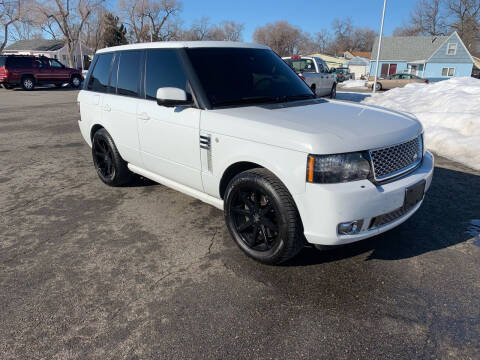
<box><xmin>337</xmin><ymin>220</ymin><xmax>364</xmax><ymax>235</ymax></box>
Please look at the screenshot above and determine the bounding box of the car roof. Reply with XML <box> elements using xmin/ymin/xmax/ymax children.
<box><xmin>96</xmin><ymin>41</ymin><xmax>270</xmax><ymax>54</ymax></box>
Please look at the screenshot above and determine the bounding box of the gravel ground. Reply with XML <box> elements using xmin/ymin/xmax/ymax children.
<box><xmin>1</xmin><ymin>86</ymin><xmax>479</xmax><ymax>359</ymax></box>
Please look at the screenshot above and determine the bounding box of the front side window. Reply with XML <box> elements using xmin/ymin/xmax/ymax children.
<box><xmin>447</xmin><ymin>43</ymin><xmax>457</xmax><ymax>55</ymax></box>
<box><xmin>187</xmin><ymin>48</ymin><xmax>314</xmax><ymax>108</ymax></box>
<box><xmin>145</xmin><ymin>49</ymin><xmax>188</xmax><ymax>100</ymax></box>
<box><xmin>49</xmin><ymin>59</ymin><xmax>64</xmax><ymax>68</ymax></box>
<box><xmin>87</xmin><ymin>53</ymin><xmax>114</xmax><ymax>92</ymax></box>
<box><xmin>117</xmin><ymin>51</ymin><xmax>142</xmax><ymax>97</ymax></box>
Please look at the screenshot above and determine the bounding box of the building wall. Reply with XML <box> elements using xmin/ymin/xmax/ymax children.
<box><xmin>369</xmin><ymin>61</ymin><xmax>408</xmax><ymax>76</ymax></box>
<box><xmin>424</xmin><ymin>62</ymin><xmax>474</xmax><ymax>81</ymax></box>
<box><xmin>428</xmin><ymin>33</ymin><xmax>473</xmax><ymax>64</ymax></box>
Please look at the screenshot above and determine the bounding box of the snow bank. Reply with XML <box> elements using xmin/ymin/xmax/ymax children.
<box><xmin>339</xmin><ymin>79</ymin><xmax>367</xmax><ymax>89</ymax></box>
<box><xmin>362</xmin><ymin>77</ymin><xmax>480</xmax><ymax>171</ymax></box>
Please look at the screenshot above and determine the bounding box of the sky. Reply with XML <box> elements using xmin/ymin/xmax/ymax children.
<box><xmin>177</xmin><ymin>0</ymin><xmax>419</xmax><ymax>41</ymax></box>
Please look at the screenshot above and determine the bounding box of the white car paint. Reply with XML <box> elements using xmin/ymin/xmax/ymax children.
<box><xmin>78</xmin><ymin>41</ymin><xmax>434</xmax><ymax>246</ymax></box>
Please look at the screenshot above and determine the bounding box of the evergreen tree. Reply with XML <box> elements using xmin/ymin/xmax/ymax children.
<box><xmin>102</xmin><ymin>13</ymin><xmax>128</xmax><ymax>48</ymax></box>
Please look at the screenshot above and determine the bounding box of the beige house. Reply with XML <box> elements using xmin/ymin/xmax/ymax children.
<box><xmin>2</xmin><ymin>39</ymin><xmax>94</xmax><ymax>69</ymax></box>
<box><xmin>308</xmin><ymin>53</ymin><xmax>348</xmax><ymax>70</ymax></box>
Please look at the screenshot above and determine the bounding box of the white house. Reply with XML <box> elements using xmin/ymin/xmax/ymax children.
<box><xmin>2</xmin><ymin>39</ymin><xmax>94</xmax><ymax>69</ymax></box>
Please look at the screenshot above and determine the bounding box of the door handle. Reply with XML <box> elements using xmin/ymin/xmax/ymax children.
<box><xmin>138</xmin><ymin>112</ymin><xmax>150</xmax><ymax>121</ymax></box>
<box><xmin>103</xmin><ymin>104</ymin><xmax>111</xmax><ymax>112</ymax></box>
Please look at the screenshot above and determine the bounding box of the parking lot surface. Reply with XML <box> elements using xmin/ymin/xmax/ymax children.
<box><xmin>1</xmin><ymin>87</ymin><xmax>479</xmax><ymax>359</ymax></box>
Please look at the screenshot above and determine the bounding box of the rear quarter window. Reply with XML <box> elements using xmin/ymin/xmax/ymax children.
<box><xmin>87</xmin><ymin>53</ymin><xmax>114</xmax><ymax>93</ymax></box>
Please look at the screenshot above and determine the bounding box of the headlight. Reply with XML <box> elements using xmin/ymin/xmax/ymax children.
<box><xmin>307</xmin><ymin>153</ymin><xmax>371</xmax><ymax>183</ymax></box>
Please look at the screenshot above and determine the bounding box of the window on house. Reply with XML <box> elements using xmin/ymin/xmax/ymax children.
<box><xmin>447</xmin><ymin>43</ymin><xmax>457</xmax><ymax>55</ymax></box>
<box><xmin>442</xmin><ymin>67</ymin><xmax>455</xmax><ymax>77</ymax></box>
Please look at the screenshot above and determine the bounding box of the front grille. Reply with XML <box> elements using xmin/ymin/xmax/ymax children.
<box><xmin>370</xmin><ymin>136</ymin><xmax>423</xmax><ymax>181</ymax></box>
<box><xmin>369</xmin><ymin>206</ymin><xmax>409</xmax><ymax>229</ymax></box>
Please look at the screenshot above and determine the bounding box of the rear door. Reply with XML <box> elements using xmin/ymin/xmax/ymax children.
<box><xmin>101</xmin><ymin>51</ymin><xmax>143</xmax><ymax>166</ymax></box>
<box><xmin>136</xmin><ymin>49</ymin><xmax>203</xmax><ymax>191</ymax></box>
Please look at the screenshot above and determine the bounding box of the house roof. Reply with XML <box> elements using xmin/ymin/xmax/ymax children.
<box><xmin>5</xmin><ymin>39</ymin><xmax>65</xmax><ymax>52</ymax></box>
<box><xmin>308</xmin><ymin>53</ymin><xmax>348</xmax><ymax>66</ymax></box>
<box><xmin>351</xmin><ymin>51</ymin><xmax>371</xmax><ymax>59</ymax></box>
<box><xmin>348</xmin><ymin>56</ymin><xmax>370</xmax><ymax>66</ymax></box>
<box><xmin>370</xmin><ymin>35</ymin><xmax>449</xmax><ymax>61</ymax></box>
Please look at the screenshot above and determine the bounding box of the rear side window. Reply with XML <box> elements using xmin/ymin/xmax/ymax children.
<box><xmin>108</xmin><ymin>53</ymin><xmax>120</xmax><ymax>93</ymax></box>
<box><xmin>87</xmin><ymin>53</ymin><xmax>114</xmax><ymax>92</ymax></box>
<box><xmin>8</xmin><ymin>57</ymin><xmax>32</xmax><ymax>67</ymax></box>
<box><xmin>145</xmin><ymin>49</ymin><xmax>188</xmax><ymax>100</ymax></box>
<box><xmin>117</xmin><ymin>51</ymin><xmax>142</xmax><ymax>97</ymax></box>
<box><xmin>0</xmin><ymin>57</ymin><xmax>6</xmax><ymax>67</ymax></box>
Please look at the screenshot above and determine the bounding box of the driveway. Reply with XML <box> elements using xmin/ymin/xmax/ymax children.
<box><xmin>1</xmin><ymin>87</ymin><xmax>479</xmax><ymax>359</ymax></box>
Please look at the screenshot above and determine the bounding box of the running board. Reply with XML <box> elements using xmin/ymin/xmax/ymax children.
<box><xmin>127</xmin><ymin>164</ymin><xmax>224</xmax><ymax>210</ymax></box>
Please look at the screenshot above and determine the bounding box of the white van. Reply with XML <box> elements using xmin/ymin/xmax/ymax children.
<box><xmin>78</xmin><ymin>41</ymin><xmax>434</xmax><ymax>264</ymax></box>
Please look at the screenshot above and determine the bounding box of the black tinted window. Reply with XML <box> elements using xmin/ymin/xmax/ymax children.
<box><xmin>109</xmin><ymin>53</ymin><xmax>120</xmax><ymax>93</ymax></box>
<box><xmin>8</xmin><ymin>57</ymin><xmax>32</xmax><ymax>67</ymax></box>
<box><xmin>117</xmin><ymin>51</ymin><xmax>141</xmax><ymax>97</ymax></box>
<box><xmin>187</xmin><ymin>48</ymin><xmax>313</xmax><ymax>108</ymax></box>
<box><xmin>88</xmin><ymin>53</ymin><xmax>113</xmax><ymax>92</ymax></box>
<box><xmin>0</xmin><ymin>57</ymin><xmax>6</xmax><ymax>67</ymax></box>
<box><xmin>145</xmin><ymin>50</ymin><xmax>188</xmax><ymax>100</ymax></box>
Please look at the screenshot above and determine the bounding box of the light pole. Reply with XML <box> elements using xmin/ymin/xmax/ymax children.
<box><xmin>373</xmin><ymin>0</ymin><xmax>387</xmax><ymax>94</ymax></box>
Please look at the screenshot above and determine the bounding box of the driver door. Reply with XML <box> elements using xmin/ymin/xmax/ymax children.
<box><xmin>49</xmin><ymin>58</ymin><xmax>70</xmax><ymax>82</ymax></box>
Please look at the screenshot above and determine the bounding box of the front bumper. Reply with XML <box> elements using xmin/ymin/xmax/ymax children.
<box><xmin>295</xmin><ymin>151</ymin><xmax>434</xmax><ymax>245</ymax></box>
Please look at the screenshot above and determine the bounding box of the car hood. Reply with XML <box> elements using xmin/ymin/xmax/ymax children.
<box><xmin>202</xmin><ymin>99</ymin><xmax>422</xmax><ymax>154</ymax></box>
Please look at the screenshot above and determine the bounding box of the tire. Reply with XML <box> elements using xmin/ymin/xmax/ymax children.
<box><xmin>310</xmin><ymin>84</ymin><xmax>317</xmax><ymax>97</ymax></box>
<box><xmin>70</xmin><ymin>75</ymin><xmax>82</xmax><ymax>88</ymax></box>
<box><xmin>224</xmin><ymin>168</ymin><xmax>304</xmax><ymax>265</ymax></box>
<box><xmin>21</xmin><ymin>76</ymin><xmax>35</xmax><ymax>91</ymax></box>
<box><xmin>3</xmin><ymin>84</ymin><xmax>14</xmax><ymax>90</ymax></box>
<box><xmin>330</xmin><ymin>83</ymin><xmax>337</xmax><ymax>99</ymax></box>
<box><xmin>91</xmin><ymin>128</ymin><xmax>133</xmax><ymax>186</ymax></box>
<box><xmin>375</xmin><ymin>82</ymin><xmax>382</xmax><ymax>91</ymax></box>
<box><xmin>55</xmin><ymin>83</ymin><xmax>64</xmax><ymax>88</ymax></box>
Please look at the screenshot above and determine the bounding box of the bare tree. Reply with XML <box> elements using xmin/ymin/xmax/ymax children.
<box><xmin>331</xmin><ymin>17</ymin><xmax>354</xmax><ymax>54</ymax></box>
<box><xmin>0</xmin><ymin>0</ymin><xmax>22</xmax><ymax>52</ymax></box>
<box><xmin>446</xmin><ymin>0</ymin><xmax>480</xmax><ymax>53</ymax></box>
<box><xmin>313</xmin><ymin>29</ymin><xmax>331</xmax><ymax>53</ymax></box>
<box><xmin>253</xmin><ymin>21</ymin><xmax>303</xmax><ymax>56</ymax></box>
<box><xmin>119</xmin><ymin>0</ymin><xmax>181</xmax><ymax>42</ymax></box>
<box><xmin>34</xmin><ymin>0</ymin><xmax>105</xmax><ymax>67</ymax></box>
<box><xmin>409</xmin><ymin>0</ymin><xmax>447</xmax><ymax>35</ymax></box>
<box><xmin>82</xmin><ymin>5</ymin><xmax>106</xmax><ymax>51</ymax></box>
<box><xmin>351</xmin><ymin>27</ymin><xmax>377</xmax><ymax>51</ymax></box>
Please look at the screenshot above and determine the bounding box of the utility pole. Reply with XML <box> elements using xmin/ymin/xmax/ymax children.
<box><xmin>373</xmin><ymin>0</ymin><xmax>387</xmax><ymax>94</ymax></box>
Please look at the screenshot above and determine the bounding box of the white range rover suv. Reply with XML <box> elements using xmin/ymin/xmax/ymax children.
<box><xmin>78</xmin><ymin>41</ymin><xmax>434</xmax><ymax>264</ymax></box>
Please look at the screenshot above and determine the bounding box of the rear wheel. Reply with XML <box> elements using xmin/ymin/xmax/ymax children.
<box><xmin>70</xmin><ymin>75</ymin><xmax>81</xmax><ymax>88</ymax></box>
<box><xmin>92</xmin><ymin>128</ymin><xmax>133</xmax><ymax>186</ymax></box>
<box><xmin>224</xmin><ymin>168</ymin><xmax>304</xmax><ymax>264</ymax></box>
<box><xmin>375</xmin><ymin>82</ymin><xmax>382</xmax><ymax>91</ymax></box>
<box><xmin>21</xmin><ymin>76</ymin><xmax>35</xmax><ymax>91</ymax></box>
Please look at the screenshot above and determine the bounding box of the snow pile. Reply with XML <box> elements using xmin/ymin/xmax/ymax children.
<box><xmin>339</xmin><ymin>79</ymin><xmax>367</xmax><ymax>89</ymax></box>
<box><xmin>362</xmin><ymin>77</ymin><xmax>480</xmax><ymax>171</ymax></box>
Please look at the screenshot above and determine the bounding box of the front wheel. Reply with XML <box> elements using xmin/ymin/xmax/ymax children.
<box><xmin>330</xmin><ymin>83</ymin><xmax>337</xmax><ymax>99</ymax></box>
<box><xmin>224</xmin><ymin>168</ymin><xmax>304</xmax><ymax>264</ymax></box>
<box><xmin>375</xmin><ymin>82</ymin><xmax>382</xmax><ymax>91</ymax></box>
<box><xmin>92</xmin><ymin>128</ymin><xmax>133</xmax><ymax>186</ymax></box>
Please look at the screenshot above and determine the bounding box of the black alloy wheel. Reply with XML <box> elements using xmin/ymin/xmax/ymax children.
<box><xmin>330</xmin><ymin>83</ymin><xmax>337</xmax><ymax>99</ymax></box>
<box><xmin>230</xmin><ymin>186</ymin><xmax>280</xmax><ymax>252</ymax></box>
<box><xmin>93</xmin><ymin>135</ymin><xmax>115</xmax><ymax>182</ymax></box>
<box><xmin>91</xmin><ymin>128</ymin><xmax>133</xmax><ymax>186</ymax></box>
<box><xmin>224</xmin><ymin>168</ymin><xmax>304</xmax><ymax>264</ymax></box>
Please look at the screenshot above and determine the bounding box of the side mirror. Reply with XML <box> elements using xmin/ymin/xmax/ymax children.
<box><xmin>156</xmin><ymin>87</ymin><xmax>193</xmax><ymax>107</ymax></box>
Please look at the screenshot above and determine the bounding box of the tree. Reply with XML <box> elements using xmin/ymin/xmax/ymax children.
<box><xmin>0</xmin><ymin>0</ymin><xmax>22</xmax><ymax>52</ymax></box>
<box><xmin>253</xmin><ymin>21</ymin><xmax>303</xmax><ymax>56</ymax></box>
<box><xmin>410</xmin><ymin>0</ymin><xmax>447</xmax><ymax>35</ymax></box>
<box><xmin>101</xmin><ymin>12</ymin><xmax>127</xmax><ymax>47</ymax></box>
<box><xmin>313</xmin><ymin>29</ymin><xmax>332</xmax><ymax>53</ymax></box>
<box><xmin>119</xmin><ymin>0</ymin><xmax>182</xmax><ymax>42</ymax></box>
<box><xmin>446</xmin><ymin>0</ymin><xmax>480</xmax><ymax>54</ymax></box>
<box><xmin>351</xmin><ymin>27</ymin><xmax>377</xmax><ymax>51</ymax></box>
<box><xmin>331</xmin><ymin>17</ymin><xmax>354</xmax><ymax>53</ymax></box>
<box><xmin>34</xmin><ymin>0</ymin><xmax>105</xmax><ymax>67</ymax></box>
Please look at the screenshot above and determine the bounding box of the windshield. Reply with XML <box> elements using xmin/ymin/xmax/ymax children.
<box><xmin>283</xmin><ymin>58</ymin><xmax>317</xmax><ymax>73</ymax></box>
<box><xmin>186</xmin><ymin>48</ymin><xmax>314</xmax><ymax>108</ymax></box>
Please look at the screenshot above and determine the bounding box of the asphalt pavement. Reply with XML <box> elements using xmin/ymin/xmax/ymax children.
<box><xmin>1</xmin><ymin>86</ymin><xmax>479</xmax><ymax>359</ymax></box>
